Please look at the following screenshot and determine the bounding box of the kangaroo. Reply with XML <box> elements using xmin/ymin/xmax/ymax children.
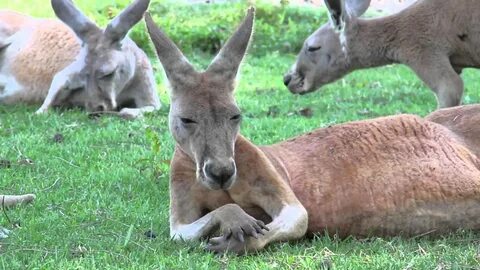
<box><xmin>0</xmin><ymin>0</ymin><xmax>160</xmax><ymax>118</ymax></box>
<box><xmin>284</xmin><ymin>0</ymin><xmax>480</xmax><ymax>108</ymax></box>
<box><xmin>146</xmin><ymin>7</ymin><xmax>480</xmax><ymax>255</ymax></box>
<box><xmin>0</xmin><ymin>10</ymin><xmax>31</xmax><ymax>43</ymax></box>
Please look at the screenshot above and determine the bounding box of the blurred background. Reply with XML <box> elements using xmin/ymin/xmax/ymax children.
<box><xmin>187</xmin><ymin>0</ymin><xmax>416</xmax><ymax>13</ymax></box>
<box><xmin>2</xmin><ymin>0</ymin><xmax>417</xmax><ymax>58</ymax></box>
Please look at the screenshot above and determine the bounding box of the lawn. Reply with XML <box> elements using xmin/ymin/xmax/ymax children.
<box><xmin>2</xmin><ymin>1</ymin><xmax>480</xmax><ymax>269</ymax></box>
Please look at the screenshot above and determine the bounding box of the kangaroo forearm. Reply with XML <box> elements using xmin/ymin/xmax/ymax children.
<box><xmin>249</xmin><ymin>204</ymin><xmax>308</xmax><ymax>250</ymax></box>
<box><xmin>170</xmin><ymin>212</ymin><xmax>217</xmax><ymax>241</ymax></box>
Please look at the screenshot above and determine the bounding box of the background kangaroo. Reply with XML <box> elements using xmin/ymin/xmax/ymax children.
<box><xmin>284</xmin><ymin>0</ymin><xmax>480</xmax><ymax>108</ymax></box>
<box><xmin>146</xmin><ymin>7</ymin><xmax>480</xmax><ymax>254</ymax></box>
<box><xmin>0</xmin><ymin>0</ymin><xmax>160</xmax><ymax>118</ymax></box>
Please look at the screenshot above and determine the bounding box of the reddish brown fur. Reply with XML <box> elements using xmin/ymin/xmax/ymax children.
<box><xmin>426</xmin><ymin>104</ymin><xmax>480</xmax><ymax>158</ymax></box>
<box><xmin>264</xmin><ymin>110</ymin><xmax>480</xmax><ymax>237</ymax></box>
<box><xmin>147</xmin><ymin>7</ymin><xmax>480</xmax><ymax>253</ymax></box>
<box><xmin>172</xmin><ymin>105</ymin><xmax>480</xmax><ymax>238</ymax></box>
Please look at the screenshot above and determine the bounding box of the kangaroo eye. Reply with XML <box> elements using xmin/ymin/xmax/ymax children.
<box><xmin>102</xmin><ymin>72</ymin><xmax>114</xmax><ymax>79</ymax></box>
<box><xmin>97</xmin><ymin>68</ymin><xmax>117</xmax><ymax>80</ymax></box>
<box><xmin>180</xmin><ymin>117</ymin><xmax>197</xmax><ymax>124</ymax></box>
<box><xmin>230</xmin><ymin>114</ymin><xmax>242</xmax><ymax>121</ymax></box>
<box><xmin>307</xmin><ymin>46</ymin><xmax>321</xmax><ymax>52</ymax></box>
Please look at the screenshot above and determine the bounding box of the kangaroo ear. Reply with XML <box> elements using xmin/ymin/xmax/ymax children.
<box><xmin>345</xmin><ymin>0</ymin><xmax>371</xmax><ymax>17</ymax></box>
<box><xmin>51</xmin><ymin>0</ymin><xmax>99</xmax><ymax>42</ymax></box>
<box><xmin>324</xmin><ymin>0</ymin><xmax>347</xmax><ymax>32</ymax></box>
<box><xmin>144</xmin><ymin>12</ymin><xmax>196</xmax><ymax>88</ymax></box>
<box><xmin>206</xmin><ymin>7</ymin><xmax>255</xmax><ymax>83</ymax></box>
<box><xmin>104</xmin><ymin>0</ymin><xmax>150</xmax><ymax>44</ymax></box>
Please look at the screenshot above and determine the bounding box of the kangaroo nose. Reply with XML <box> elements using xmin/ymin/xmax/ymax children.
<box><xmin>95</xmin><ymin>104</ymin><xmax>106</xmax><ymax>112</ymax></box>
<box><xmin>283</xmin><ymin>74</ymin><xmax>292</xmax><ymax>86</ymax></box>
<box><xmin>204</xmin><ymin>160</ymin><xmax>236</xmax><ymax>187</ymax></box>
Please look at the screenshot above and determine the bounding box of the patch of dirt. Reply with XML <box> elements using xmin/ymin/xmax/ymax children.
<box><xmin>53</xmin><ymin>133</ymin><xmax>64</xmax><ymax>143</ymax></box>
<box><xmin>70</xmin><ymin>245</ymin><xmax>88</xmax><ymax>258</ymax></box>
<box><xmin>0</xmin><ymin>160</ymin><xmax>11</xmax><ymax>169</ymax></box>
<box><xmin>266</xmin><ymin>105</ymin><xmax>280</xmax><ymax>117</ymax></box>
<box><xmin>298</xmin><ymin>107</ymin><xmax>314</xmax><ymax>118</ymax></box>
<box><xmin>144</xmin><ymin>230</ymin><xmax>157</xmax><ymax>239</ymax></box>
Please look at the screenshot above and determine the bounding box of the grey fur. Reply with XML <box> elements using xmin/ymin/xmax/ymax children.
<box><xmin>284</xmin><ymin>0</ymin><xmax>480</xmax><ymax>108</ymax></box>
<box><xmin>145</xmin><ymin>8</ymin><xmax>255</xmax><ymax>190</ymax></box>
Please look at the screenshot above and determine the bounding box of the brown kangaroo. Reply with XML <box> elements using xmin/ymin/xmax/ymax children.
<box><xmin>145</xmin><ymin>8</ymin><xmax>480</xmax><ymax>255</ymax></box>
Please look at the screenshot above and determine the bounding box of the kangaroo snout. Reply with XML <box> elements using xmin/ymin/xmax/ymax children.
<box><xmin>203</xmin><ymin>158</ymin><xmax>236</xmax><ymax>189</ymax></box>
<box><xmin>87</xmin><ymin>98</ymin><xmax>117</xmax><ymax>113</ymax></box>
<box><xmin>283</xmin><ymin>73</ymin><xmax>292</xmax><ymax>86</ymax></box>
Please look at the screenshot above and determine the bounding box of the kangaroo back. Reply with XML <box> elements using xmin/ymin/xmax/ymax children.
<box><xmin>426</xmin><ymin>104</ymin><xmax>480</xmax><ymax>158</ymax></box>
<box><xmin>0</xmin><ymin>18</ymin><xmax>80</xmax><ymax>104</ymax></box>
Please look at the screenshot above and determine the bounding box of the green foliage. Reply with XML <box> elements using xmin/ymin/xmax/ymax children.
<box><xmin>2</xmin><ymin>0</ymin><xmax>327</xmax><ymax>56</ymax></box>
<box><xmin>145</xmin><ymin>1</ymin><xmax>327</xmax><ymax>56</ymax></box>
<box><xmin>136</xmin><ymin>126</ymin><xmax>167</xmax><ymax>180</ymax></box>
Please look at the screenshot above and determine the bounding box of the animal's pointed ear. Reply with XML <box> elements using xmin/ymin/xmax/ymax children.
<box><xmin>51</xmin><ymin>0</ymin><xmax>99</xmax><ymax>42</ymax></box>
<box><xmin>206</xmin><ymin>7</ymin><xmax>255</xmax><ymax>83</ymax></box>
<box><xmin>324</xmin><ymin>0</ymin><xmax>347</xmax><ymax>32</ymax></box>
<box><xmin>104</xmin><ymin>0</ymin><xmax>150</xmax><ymax>44</ymax></box>
<box><xmin>144</xmin><ymin>12</ymin><xmax>196</xmax><ymax>88</ymax></box>
<box><xmin>345</xmin><ymin>0</ymin><xmax>371</xmax><ymax>17</ymax></box>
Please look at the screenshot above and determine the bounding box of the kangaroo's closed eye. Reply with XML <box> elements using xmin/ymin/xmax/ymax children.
<box><xmin>230</xmin><ymin>114</ymin><xmax>242</xmax><ymax>121</ymax></box>
<box><xmin>180</xmin><ymin>117</ymin><xmax>197</xmax><ymax>124</ymax></box>
<box><xmin>97</xmin><ymin>70</ymin><xmax>116</xmax><ymax>80</ymax></box>
<box><xmin>307</xmin><ymin>46</ymin><xmax>322</xmax><ymax>52</ymax></box>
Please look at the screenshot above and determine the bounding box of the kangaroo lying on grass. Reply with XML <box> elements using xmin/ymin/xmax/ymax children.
<box><xmin>0</xmin><ymin>0</ymin><xmax>160</xmax><ymax>118</ymax></box>
<box><xmin>284</xmin><ymin>0</ymin><xmax>480</xmax><ymax>108</ymax></box>
<box><xmin>146</xmin><ymin>8</ymin><xmax>480</xmax><ymax>255</ymax></box>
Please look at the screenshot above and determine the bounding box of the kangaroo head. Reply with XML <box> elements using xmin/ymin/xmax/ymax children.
<box><xmin>51</xmin><ymin>0</ymin><xmax>149</xmax><ymax>112</ymax></box>
<box><xmin>284</xmin><ymin>0</ymin><xmax>370</xmax><ymax>95</ymax></box>
<box><xmin>145</xmin><ymin>8</ymin><xmax>254</xmax><ymax>190</ymax></box>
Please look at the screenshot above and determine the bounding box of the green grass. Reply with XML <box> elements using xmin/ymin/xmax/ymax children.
<box><xmin>3</xmin><ymin>1</ymin><xmax>480</xmax><ymax>269</ymax></box>
<box><xmin>3</xmin><ymin>53</ymin><xmax>480</xmax><ymax>269</ymax></box>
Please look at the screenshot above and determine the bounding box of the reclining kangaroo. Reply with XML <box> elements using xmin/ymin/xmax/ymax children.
<box><xmin>146</xmin><ymin>8</ymin><xmax>480</xmax><ymax>255</ymax></box>
<box><xmin>0</xmin><ymin>0</ymin><xmax>160</xmax><ymax>118</ymax></box>
<box><xmin>284</xmin><ymin>0</ymin><xmax>480</xmax><ymax>108</ymax></box>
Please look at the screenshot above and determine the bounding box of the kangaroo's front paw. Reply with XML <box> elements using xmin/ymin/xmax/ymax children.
<box><xmin>206</xmin><ymin>235</ymin><xmax>248</xmax><ymax>255</ymax></box>
<box><xmin>215</xmin><ymin>204</ymin><xmax>268</xmax><ymax>243</ymax></box>
<box><xmin>220</xmin><ymin>215</ymin><xmax>267</xmax><ymax>242</ymax></box>
<box><xmin>119</xmin><ymin>108</ymin><xmax>142</xmax><ymax>119</ymax></box>
<box><xmin>35</xmin><ymin>107</ymin><xmax>48</xmax><ymax>114</ymax></box>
